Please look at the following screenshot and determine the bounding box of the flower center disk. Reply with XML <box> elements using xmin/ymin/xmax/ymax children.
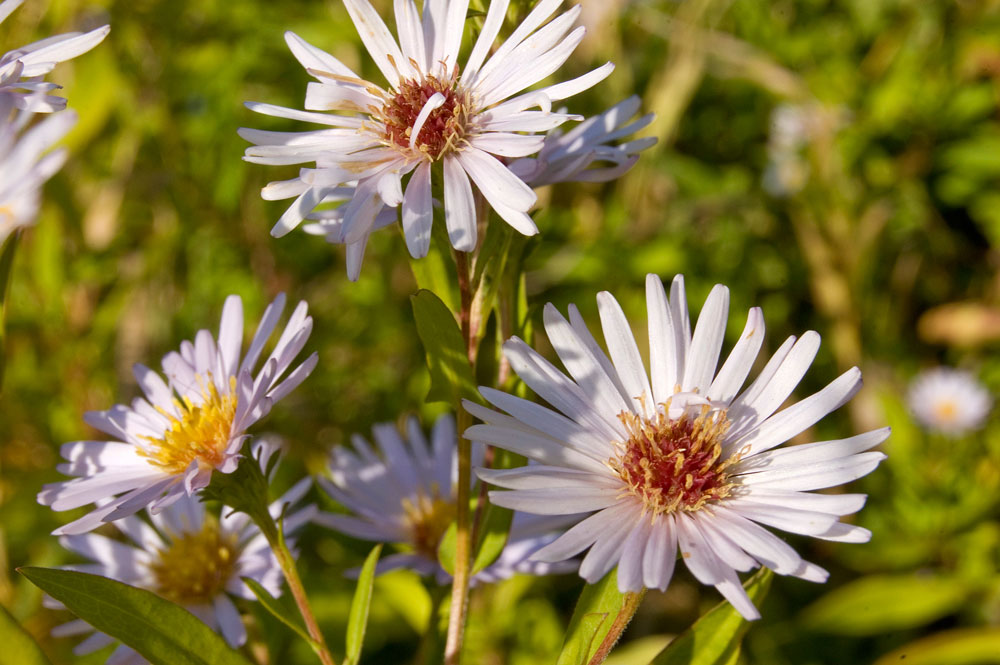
<box><xmin>381</xmin><ymin>72</ymin><xmax>469</xmax><ymax>161</ymax></box>
<box><xmin>139</xmin><ymin>375</ymin><xmax>238</xmax><ymax>475</ymax></box>
<box><xmin>402</xmin><ymin>488</ymin><xmax>456</xmax><ymax>557</ymax></box>
<box><xmin>149</xmin><ymin>516</ymin><xmax>240</xmax><ymax>604</ymax></box>
<box><xmin>611</xmin><ymin>407</ymin><xmax>736</xmax><ymax>515</ymax></box>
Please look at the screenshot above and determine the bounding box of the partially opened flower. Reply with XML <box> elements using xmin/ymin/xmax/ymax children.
<box><xmin>907</xmin><ymin>367</ymin><xmax>991</xmax><ymax>436</ymax></box>
<box><xmin>0</xmin><ymin>96</ymin><xmax>75</xmax><ymax>244</ymax></box>
<box><xmin>240</xmin><ymin>0</ymin><xmax>618</xmax><ymax>275</ymax></box>
<box><xmin>38</xmin><ymin>293</ymin><xmax>318</xmax><ymax>535</ymax></box>
<box><xmin>49</xmin><ymin>459</ymin><xmax>314</xmax><ymax>663</ymax></box>
<box><xmin>315</xmin><ymin>414</ymin><xmax>576</xmax><ymax>583</ymax></box>
<box><xmin>0</xmin><ymin>0</ymin><xmax>109</xmax><ymax>113</ymax></box>
<box><xmin>465</xmin><ymin>274</ymin><xmax>888</xmax><ymax>619</ymax></box>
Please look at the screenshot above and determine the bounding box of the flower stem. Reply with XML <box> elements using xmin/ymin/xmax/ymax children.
<box><xmin>587</xmin><ymin>590</ymin><xmax>646</xmax><ymax>665</ymax></box>
<box><xmin>444</xmin><ymin>250</ymin><xmax>477</xmax><ymax>665</ymax></box>
<box><xmin>269</xmin><ymin>530</ymin><xmax>337</xmax><ymax>665</ymax></box>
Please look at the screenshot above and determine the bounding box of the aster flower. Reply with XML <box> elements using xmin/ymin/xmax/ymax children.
<box><xmin>38</xmin><ymin>293</ymin><xmax>318</xmax><ymax>535</ymax></box>
<box><xmin>240</xmin><ymin>0</ymin><xmax>616</xmax><ymax>265</ymax></box>
<box><xmin>464</xmin><ymin>274</ymin><xmax>888</xmax><ymax>619</ymax></box>
<box><xmin>0</xmin><ymin>0</ymin><xmax>109</xmax><ymax>113</ymax></box>
<box><xmin>907</xmin><ymin>367</ymin><xmax>991</xmax><ymax>436</ymax></box>
<box><xmin>49</xmin><ymin>454</ymin><xmax>314</xmax><ymax>664</ymax></box>
<box><xmin>315</xmin><ymin>414</ymin><xmax>576</xmax><ymax>584</ymax></box>
<box><xmin>0</xmin><ymin>95</ymin><xmax>74</xmax><ymax>245</ymax></box>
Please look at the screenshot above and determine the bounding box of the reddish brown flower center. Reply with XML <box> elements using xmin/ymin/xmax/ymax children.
<box><xmin>380</xmin><ymin>71</ymin><xmax>469</xmax><ymax>161</ymax></box>
<box><xmin>611</xmin><ymin>407</ymin><xmax>736</xmax><ymax>515</ymax></box>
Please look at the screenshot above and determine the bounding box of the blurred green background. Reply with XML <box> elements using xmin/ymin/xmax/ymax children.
<box><xmin>2</xmin><ymin>0</ymin><xmax>999</xmax><ymax>663</ymax></box>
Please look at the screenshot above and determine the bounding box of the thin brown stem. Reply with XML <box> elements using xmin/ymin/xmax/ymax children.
<box><xmin>271</xmin><ymin>533</ymin><xmax>337</xmax><ymax>665</ymax></box>
<box><xmin>587</xmin><ymin>591</ymin><xmax>646</xmax><ymax>665</ymax></box>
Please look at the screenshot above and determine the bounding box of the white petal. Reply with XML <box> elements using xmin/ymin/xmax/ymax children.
<box><xmin>597</xmin><ymin>291</ymin><xmax>653</xmax><ymax>415</ymax></box>
<box><xmin>401</xmin><ymin>161</ymin><xmax>433</xmax><ymax>257</ymax></box>
<box><xmin>442</xmin><ymin>154</ymin><xmax>477</xmax><ymax>251</ymax></box>
<box><xmin>681</xmin><ymin>284</ymin><xmax>729</xmax><ymax>394</ymax></box>
<box><xmin>342</xmin><ymin>0</ymin><xmax>413</xmax><ymax>85</ymax></box>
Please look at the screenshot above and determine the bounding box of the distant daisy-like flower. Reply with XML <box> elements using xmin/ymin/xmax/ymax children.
<box><xmin>241</xmin><ymin>0</ymin><xmax>616</xmax><ymax>270</ymax></box>
<box><xmin>907</xmin><ymin>367</ymin><xmax>991</xmax><ymax>436</ymax></box>
<box><xmin>315</xmin><ymin>414</ymin><xmax>575</xmax><ymax>583</ymax></box>
<box><xmin>38</xmin><ymin>293</ymin><xmax>318</xmax><ymax>535</ymax></box>
<box><xmin>0</xmin><ymin>0</ymin><xmax>109</xmax><ymax>113</ymax></box>
<box><xmin>465</xmin><ymin>274</ymin><xmax>888</xmax><ymax>619</ymax></box>
<box><xmin>50</xmin><ymin>452</ymin><xmax>313</xmax><ymax>663</ymax></box>
<box><xmin>0</xmin><ymin>96</ymin><xmax>74</xmax><ymax>244</ymax></box>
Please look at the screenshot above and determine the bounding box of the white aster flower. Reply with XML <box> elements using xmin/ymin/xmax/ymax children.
<box><xmin>315</xmin><ymin>414</ymin><xmax>576</xmax><ymax>583</ymax></box>
<box><xmin>464</xmin><ymin>274</ymin><xmax>888</xmax><ymax>619</ymax></box>
<box><xmin>50</xmin><ymin>461</ymin><xmax>314</xmax><ymax>664</ymax></box>
<box><xmin>907</xmin><ymin>367</ymin><xmax>991</xmax><ymax>436</ymax></box>
<box><xmin>38</xmin><ymin>293</ymin><xmax>319</xmax><ymax>535</ymax></box>
<box><xmin>0</xmin><ymin>0</ymin><xmax>109</xmax><ymax>113</ymax></box>
<box><xmin>0</xmin><ymin>95</ymin><xmax>74</xmax><ymax>244</ymax></box>
<box><xmin>240</xmin><ymin>0</ymin><xmax>615</xmax><ymax>270</ymax></box>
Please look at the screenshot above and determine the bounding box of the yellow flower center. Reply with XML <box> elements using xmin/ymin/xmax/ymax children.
<box><xmin>610</xmin><ymin>405</ymin><xmax>738</xmax><ymax>516</ymax></box>
<box><xmin>932</xmin><ymin>399</ymin><xmax>959</xmax><ymax>425</ymax></box>
<box><xmin>378</xmin><ymin>70</ymin><xmax>470</xmax><ymax>161</ymax></box>
<box><xmin>402</xmin><ymin>487</ymin><xmax>456</xmax><ymax>558</ymax></box>
<box><xmin>138</xmin><ymin>375</ymin><xmax>238</xmax><ymax>476</ymax></box>
<box><xmin>148</xmin><ymin>515</ymin><xmax>240</xmax><ymax>604</ymax></box>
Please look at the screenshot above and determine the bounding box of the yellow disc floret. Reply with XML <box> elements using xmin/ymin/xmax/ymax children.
<box><xmin>149</xmin><ymin>515</ymin><xmax>240</xmax><ymax>604</ymax></box>
<box><xmin>139</xmin><ymin>375</ymin><xmax>238</xmax><ymax>476</ymax></box>
<box><xmin>402</xmin><ymin>487</ymin><xmax>456</xmax><ymax>557</ymax></box>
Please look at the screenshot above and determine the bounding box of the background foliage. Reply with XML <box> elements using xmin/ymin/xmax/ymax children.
<box><xmin>1</xmin><ymin>0</ymin><xmax>999</xmax><ymax>663</ymax></box>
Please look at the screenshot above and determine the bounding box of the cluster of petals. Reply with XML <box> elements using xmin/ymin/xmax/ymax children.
<box><xmin>50</xmin><ymin>447</ymin><xmax>314</xmax><ymax>663</ymax></box>
<box><xmin>38</xmin><ymin>293</ymin><xmax>318</xmax><ymax>535</ymax></box>
<box><xmin>0</xmin><ymin>0</ymin><xmax>109</xmax><ymax>113</ymax></box>
<box><xmin>0</xmin><ymin>94</ymin><xmax>74</xmax><ymax>244</ymax></box>
<box><xmin>464</xmin><ymin>274</ymin><xmax>888</xmax><ymax>619</ymax></box>
<box><xmin>241</xmin><ymin>0</ymin><xmax>630</xmax><ymax>279</ymax></box>
<box><xmin>907</xmin><ymin>367</ymin><xmax>992</xmax><ymax>436</ymax></box>
<box><xmin>315</xmin><ymin>414</ymin><xmax>576</xmax><ymax>583</ymax></box>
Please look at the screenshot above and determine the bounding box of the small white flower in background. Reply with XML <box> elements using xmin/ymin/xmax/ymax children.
<box><xmin>49</xmin><ymin>445</ymin><xmax>314</xmax><ymax>663</ymax></box>
<box><xmin>240</xmin><ymin>0</ymin><xmax>629</xmax><ymax>277</ymax></box>
<box><xmin>464</xmin><ymin>274</ymin><xmax>888</xmax><ymax>620</ymax></box>
<box><xmin>0</xmin><ymin>95</ymin><xmax>74</xmax><ymax>244</ymax></box>
<box><xmin>907</xmin><ymin>367</ymin><xmax>991</xmax><ymax>436</ymax></box>
<box><xmin>0</xmin><ymin>0</ymin><xmax>109</xmax><ymax>113</ymax></box>
<box><xmin>38</xmin><ymin>293</ymin><xmax>319</xmax><ymax>535</ymax></box>
<box><xmin>314</xmin><ymin>414</ymin><xmax>577</xmax><ymax>584</ymax></box>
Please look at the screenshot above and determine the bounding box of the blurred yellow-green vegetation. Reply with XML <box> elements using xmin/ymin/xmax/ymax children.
<box><xmin>2</xmin><ymin>0</ymin><xmax>1000</xmax><ymax>663</ymax></box>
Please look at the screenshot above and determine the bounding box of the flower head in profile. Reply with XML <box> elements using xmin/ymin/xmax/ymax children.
<box><xmin>907</xmin><ymin>367</ymin><xmax>991</xmax><ymax>436</ymax></box>
<box><xmin>0</xmin><ymin>0</ymin><xmax>109</xmax><ymax>113</ymax></box>
<box><xmin>0</xmin><ymin>96</ymin><xmax>74</xmax><ymax>244</ymax></box>
<box><xmin>50</xmin><ymin>446</ymin><xmax>314</xmax><ymax>663</ymax></box>
<box><xmin>38</xmin><ymin>293</ymin><xmax>318</xmax><ymax>535</ymax></box>
<box><xmin>464</xmin><ymin>274</ymin><xmax>888</xmax><ymax>619</ymax></box>
<box><xmin>240</xmin><ymin>0</ymin><xmax>619</xmax><ymax>278</ymax></box>
<box><xmin>315</xmin><ymin>414</ymin><xmax>576</xmax><ymax>583</ymax></box>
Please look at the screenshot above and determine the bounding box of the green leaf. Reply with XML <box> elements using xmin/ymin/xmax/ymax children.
<box><xmin>800</xmin><ymin>574</ymin><xmax>970</xmax><ymax>636</ymax></box>
<box><xmin>874</xmin><ymin>628</ymin><xmax>1000</xmax><ymax>665</ymax></box>
<box><xmin>345</xmin><ymin>544</ymin><xmax>382</xmax><ymax>665</ymax></box>
<box><xmin>411</xmin><ymin>289</ymin><xmax>479</xmax><ymax>406</ymax></box>
<box><xmin>199</xmin><ymin>442</ymin><xmax>277</xmax><ymax>545</ymax></box>
<box><xmin>241</xmin><ymin>577</ymin><xmax>317</xmax><ymax>650</ymax></box>
<box><xmin>437</xmin><ymin>521</ymin><xmax>458</xmax><ymax>576</ymax></box>
<box><xmin>650</xmin><ymin>567</ymin><xmax>772</xmax><ymax>665</ymax></box>
<box><xmin>18</xmin><ymin>567</ymin><xmax>253</xmax><ymax>665</ymax></box>
<box><xmin>556</xmin><ymin>567</ymin><xmax>629</xmax><ymax>665</ymax></box>
<box><xmin>0</xmin><ymin>602</ymin><xmax>53</xmax><ymax>665</ymax></box>
<box><xmin>470</xmin><ymin>502</ymin><xmax>514</xmax><ymax>574</ymax></box>
<box><xmin>0</xmin><ymin>230</ymin><xmax>21</xmax><ymax>391</ymax></box>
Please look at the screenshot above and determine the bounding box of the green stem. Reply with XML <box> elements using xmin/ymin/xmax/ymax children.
<box><xmin>266</xmin><ymin>529</ymin><xmax>337</xmax><ymax>665</ymax></box>
<box><xmin>587</xmin><ymin>591</ymin><xmax>646</xmax><ymax>665</ymax></box>
<box><xmin>444</xmin><ymin>250</ymin><xmax>476</xmax><ymax>665</ymax></box>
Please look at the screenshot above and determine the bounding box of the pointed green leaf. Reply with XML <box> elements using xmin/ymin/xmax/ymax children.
<box><xmin>0</xmin><ymin>602</ymin><xmax>52</xmax><ymax>665</ymax></box>
<box><xmin>241</xmin><ymin>577</ymin><xmax>318</xmax><ymax>650</ymax></box>
<box><xmin>345</xmin><ymin>544</ymin><xmax>382</xmax><ymax>665</ymax></box>
<box><xmin>18</xmin><ymin>567</ymin><xmax>253</xmax><ymax>665</ymax></box>
<box><xmin>556</xmin><ymin>568</ymin><xmax>628</xmax><ymax>665</ymax></box>
<box><xmin>411</xmin><ymin>289</ymin><xmax>479</xmax><ymax>405</ymax></box>
<box><xmin>438</xmin><ymin>521</ymin><xmax>458</xmax><ymax>576</ymax></box>
<box><xmin>650</xmin><ymin>568</ymin><xmax>772</xmax><ymax>665</ymax></box>
<box><xmin>874</xmin><ymin>628</ymin><xmax>1000</xmax><ymax>665</ymax></box>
